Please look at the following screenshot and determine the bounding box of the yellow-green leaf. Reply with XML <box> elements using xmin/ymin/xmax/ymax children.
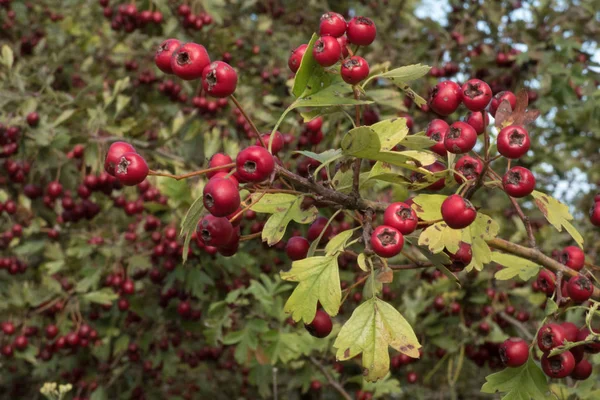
<box><xmin>357</xmin><ymin>253</ymin><xmax>369</xmax><ymax>272</ymax></box>
<box><xmin>418</xmin><ymin>222</ymin><xmax>462</xmax><ymax>254</ymax></box>
<box><xmin>333</xmin><ymin>297</ymin><xmax>421</xmax><ymax>382</ymax></box>
<box><xmin>464</xmin><ymin>214</ymin><xmax>499</xmax><ymax>271</ymax></box>
<box><xmin>280</xmin><ymin>256</ymin><xmax>341</xmax><ymax>323</ymax></box>
<box><xmin>412</xmin><ymin>194</ymin><xmax>447</xmax><ymax>221</ymax></box>
<box><xmin>492</xmin><ymin>253</ymin><xmax>541</xmax><ymax>281</ymax></box>
<box><xmin>370</xmin><ymin>118</ymin><xmax>409</xmax><ymax>151</ymax></box>
<box><xmin>325</xmin><ymin>228</ymin><xmax>357</xmax><ymax>256</ymax></box>
<box><xmin>531</xmin><ymin>191</ymin><xmax>583</xmax><ymax>248</ymax></box>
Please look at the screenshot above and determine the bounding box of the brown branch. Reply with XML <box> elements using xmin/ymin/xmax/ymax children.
<box><xmin>230</xmin><ymin>95</ymin><xmax>265</xmax><ymax>148</ymax></box>
<box><xmin>309</xmin><ymin>357</ymin><xmax>352</xmax><ymax>400</ymax></box>
<box><xmin>362</xmin><ymin>209</ymin><xmax>374</xmax><ymax>254</ymax></box>
<box><xmin>389</xmin><ymin>262</ymin><xmax>433</xmax><ymax>271</ymax></box>
<box><xmin>148</xmin><ymin>163</ymin><xmax>235</xmax><ymax>181</ymax></box>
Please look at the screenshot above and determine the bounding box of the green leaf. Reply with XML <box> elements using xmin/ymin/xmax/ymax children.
<box><xmin>545</xmin><ymin>298</ymin><xmax>559</xmax><ymax>316</ymax></box>
<box><xmin>492</xmin><ymin>253</ymin><xmax>541</xmax><ymax>281</ymax></box>
<box><xmin>292</xmin><ymin>34</ymin><xmax>321</xmax><ymax>98</ymax></box>
<box><xmin>418</xmin><ymin>222</ymin><xmax>462</xmax><ymax>254</ymax></box>
<box><xmin>374</xmin><ymin>64</ymin><xmax>431</xmax><ymax>83</ymax></box>
<box><xmin>90</xmin><ymin>387</ymin><xmax>108</xmax><ymax>400</ymax></box>
<box><xmin>369</xmin><ymin>118</ymin><xmax>410</xmax><ymax>151</ymax></box>
<box><xmin>222</xmin><ymin>319</ymin><xmax>270</xmax><ymax>364</ymax></box>
<box><xmin>179</xmin><ymin>195</ymin><xmax>204</xmax><ymax>263</ymax></box>
<box><xmin>412</xmin><ymin>194</ymin><xmax>446</xmax><ymax>221</ymax></box>
<box><xmin>264</xmin><ymin>331</ymin><xmax>316</xmax><ymax>364</ymax></box>
<box><xmin>83</xmin><ymin>289</ymin><xmax>118</xmax><ymax>305</ymax></box>
<box><xmin>294</xmin><ymin>149</ymin><xmax>342</xmax><ymax>164</ymax></box>
<box><xmin>51</xmin><ymin>109</ymin><xmax>76</xmax><ymax>128</ymax></box>
<box><xmin>357</xmin><ymin>253</ymin><xmax>369</xmax><ymax>272</ymax></box>
<box><xmin>75</xmin><ymin>268</ymin><xmax>102</xmax><ymax>293</ymax></box>
<box><xmin>280</xmin><ymin>256</ymin><xmax>341</xmax><ymax>323</ymax></box>
<box><xmin>294</xmin><ymin>81</ymin><xmax>373</xmax><ymax>108</ymax></box>
<box><xmin>1</xmin><ymin>45</ymin><xmax>13</xmax><ymax>69</ymax></box>
<box><xmin>464</xmin><ymin>213</ymin><xmax>499</xmax><ymax>272</ymax></box>
<box><xmin>333</xmin><ymin>297</ymin><xmax>421</xmax><ymax>382</ymax></box>
<box><xmin>531</xmin><ymin>191</ymin><xmax>583</xmax><ymax>248</ymax></box>
<box><xmin>325</xmin><ymin>228</ymin><xmax>357</xmax><ymax>256</ymax></box>
<box><xmin>481</xmin><ymin>358</ymin><xmax>550</xmax><ymax>400</ymax></box>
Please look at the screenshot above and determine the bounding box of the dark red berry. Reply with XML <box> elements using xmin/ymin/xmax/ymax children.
<box><xmin>286</xmin><ymin>236</ymin><xmax>310</xmax><ymax>261</ymax></box>
<box><xmin>444</xmin><ymin>121</ymin><xmax>477</xmax><ymax>154</ymax></box>
<box><xmin>571</xmin><ymin>359</ymin><xmax>592</xmax><ymax>380</ymax></box>
<box><xmin>591</xmin><ymin>201</ymin><xmax>600</xmax><ymax>226</ymax></box>
<box><xmin>383</xmin><ymin>202</ymin><xmax>418</xmax><ymax>235</ymax></box>
<box><xmin>114</xmin><ymin>153</ymin><xmax>148</xmax><ymax>186</ymax></box>
<box><xmin>537</xmin><ymin>323</ymin><xmax>566</xmax><ymax>352</ymax></box>
<box><xmin>536</xmin><ymin>269</ymin><xmax>556</xmax><ymax>296</ymax></box>
<box><xmin>105</xmin><ymin>141</ymin><xmax>137</xmax><ymax>176</ymax></box>
<box><xmin>454</xmin><ymin>155</ymin><xmax>483</xmax><ymax>184</ymax></box>
<box><xmin>370</xmin><ymin>225</ymin><xmax>404</xmax><ymax>258</ymax></box>
<box><xmin>307</xmin><ymin>216</ymin><xmax>333</xmax><ymax>242</ymax></box>
<box><xmin>26</xmin><ymin>112</ymin><xmax>40</xmax><ymax>127</ymax></box>
<box><xmin>197</xmin><ymin>215</ymin><xmax>234</xmax><ymax>248</ymax></box>
<box><xmin>503</xmin><ymin>166</ymin><xmax>535</xmax><ymax>198</ymax></box>
<box><xmin>207</xmin><ymin>153</ymin><xmax>233</xmax><ymax>178</ymax></box>
<box><xmin>203</xmin><ymin>177</ymin><xmax>241</xmax><ymax>217</ymax></box>
<box><xmin>426</xmin><ymin>119</ymin><xmax>449</xmax><ymax>156</ymax></box>
<box><xmin>235</xmin><ymin>146</ymin><xmax>275</xmax><ymax>182</ymax></box>
<box><xmin>566</xmin><ymin>275</ymin><xmax>593</xmax><ymax>303</ymax></box>
<box><xmin>448</xmin><ymin>242</ymin><xmax>472</xmax><ymax>270</ymax></box>
<box><xmin>465</xmin><ymin>111</ymin><xmax>489</xmax><ymax>134</ymax></box>
<box><xmin>305</xmin><ymin>309</ymin><xmax>333</xmax><ymax>338</ymax></box>
<box><xmin>541</xmin><ymin>351</ymin><xmax>575</xmax><ymax>378</ymax></box>
<box><xmin>499</xmin><ymin>337</ymin><xmax>529</xmax><ymax>367</ymax></box>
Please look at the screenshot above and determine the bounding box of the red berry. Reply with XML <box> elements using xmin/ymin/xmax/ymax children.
<box><xmin>503</xmin><ymin>166</ymin><xmax>535</xmax><ymax>198</ymax></box>
<box><xmin>286</xmin><ymin>236</ymin><xmax>310</xmax><ymax>261</ymax></box>
<box><xmin>235</xmin><ymin>146</ymin><xmax>275</xmax><ymax>182</ymax></box>
<box><xmin>425</xmin><ymin>119</ymin><xmax>449</xmax><ymax>156</ymax></box>
<box><xmin>340</xmin><ymin>56</ymin><xmax>369</xmax><ymax>84</ymax></box>
<box><xmin>337</xmin><ymin>36</ymin><xmax>349</xmax><ymax>57</ymax></box>
<box><xmin>26</xmin><ymin>112</ymin><xmax>40</xmax><ymax>127</ymax></box>
<box><xmin>14</xmin><ymin>335</ymin><xmax>28</xmax><ymax>351</ymax></box>
<box><xmin>313</xmin><ymin>36</ymin><xmax>342</xmax><ymax>67</ymax></box>
<box><xmin>305</xmin><ymin>117</ymin><xmax>323</xmax><ymax>132</ymax></box>
<box><xmin>441</xmin><ymin>195</ymin><xmax>477</xmax><ymax>229</ymax></box>
<box><xmin>559</xmin><ymin>246</ymin><xmax>585</xmax><ymax>271</ymax></box>
<box><xmin>170</xmin><ymin>42</ymin><xmax>211</xmax><ymax>80</ymax></box>
<box><xmin>197</xmin><ymin>215</ymin><xmax>234</xmax><ymax>247</ymax></box>
<box><xmin>346</xmin><ymin>16</ymin><xmax>376</xmax><ymax>46</ymax></box>
<box><xmin>429</xmin><ymin>81</ymin><xmax>462</xmax><ymax>116</ymax></box>
<box><xmin>307</xmin><ymin>216</ymin><xmax>333</xmax><ymax>242</ymax></box>
<box><xmin>305</xmin><ymin>309</ymin><xmax>333</xmax><ymax>338</ymax></box>
<box><xmin>114</xmin><ymin>153</ymin><xmax>148</xmax><ymax>186</ymax></box>
<box><xmin>489</xmin><ymin>91</ymin><xmax>517</xmax><ymax>117</ymax></box>
<box><xmin>1</xmin><ymin>322</ymin><xmax>15</xmax><ymax>335</ymax></box>
<box><xmin>257</xmin><ymin>131</ymin><xmax>284</xmax><ymax>154</ymax></box>
<box><xmin>288</xmin><ymin>44</ymin><xmax>308</xmax><ymax>73</ymax></box>
<box><xmin>46</xmin><ymin>181</ymin><xmax>63</xmax><ymax>198</ymax></box>
<box><xmin>203</xmin><ymin>177</ymin><xmax>240</xmax><ymax>217</ymax></box>
<box><xmin>449</xmin><ymin>242</ymin><xmax>472</xmax><ymax>270</ymax></box>
<box><xmin>406</xmin><ymin>372</ymin><xmax>418</xmax><ymax>384</ymax></box>
<box><xmin>590</xmin><ymin>201</ymin><xmax>600</xmax><ymax>226</ymax></box>
<box><xmin>465</xmin><ymin>111</ymin><xmax>489</xmax><ymax>134</ymax></box>
<box><xmin>454</xmin><ymin>155</ymin><xmax>483</xmax><ymax>184</ymax></box>
<box><xmin>444</xmin><ymin>121</ymin><xmax>477</xmax><ymax>154</ymax></box>
<box><xmin>370</xmin><ymin>225</ymin><xmax>404</xmax><ymax>258</ymax></box>
<box><xmin>566</xmin><ymin>275</ymin><xmax>593</xmax><ymax>303</ymax></box>
<box><xmin>45</xmin><ymin>324</ymin><xmax>59</xmax><ymax>339</ymax></box>
<box><xmin>541</xmin><ymin>351</ymin><xmax>575</xmax><ymax>378</ymax></box>
<box><xmin>155</xmin><ymin>39</ymin><xmax>181</xmax><ymax>74</ymax></box>
<box><xmin>105</xmin><ymin>141</ymin><xmax>137</xmax><ymax>176</ymax></box>
<box><xmin>319</xmin><ymin>12</ymin><xmax>347</xmax><ymax>38</ymax></box>
<box><xmin>461</xmin><ymin>79</ymin><xmax>492</xmax><ymax>111</ymax></box>
<box><xmin>577</xmin><ymin>327</ymin><xmax>600</xmax><ymax>353</ymax></box>
<box><xmin>410</xmin><ymin>161</ymin><xmax>446</xmax><ymax>191</ymax></box>
<box><xmin>202</xmin><ymin>61</ymin><xmax>238</xmax><ymax>98</ymax></box>
<box><xmin>497</xmin><ymin>126</ymin><xmax>530</xmax><ymax>159</ymax></box>
<box><xmin>561</xmin><ymin>322</ymin><xmax>579</xmax><ymax>342</ymax></box>
<box><xmin>537</xmin><ymin>323</ymin><xmax>566</xmax><ymax>352</ymax></box>
<box><xmin>207</xmin><ymin>153</ymin><xmax>233</xmax><ymax>178</ymax></box>
<box><xmin>536</xmin><ymin>269</ymin><xmax>556</xmax><ymax>296</ymax></box>
<box><xmin>383</xmin><ymin>202</ymin><xmax>418</xmax><ymax>235</ymax></box>
<box><xmin>571</xmin><ymin>359</ymin><xmax>592</xmax><ymax>380</ymax></box>
<box><xmin>177</xmin><ymin>301</ymin><xmax>191</xmax><ymax>317</ymax></box>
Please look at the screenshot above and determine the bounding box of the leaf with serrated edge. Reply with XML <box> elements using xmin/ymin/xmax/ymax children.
<box><xmin>261</xmin><ymin>197</ymin><xmax>318</xmax><ymax>246</ymax></box>
<box><xmin>464</xmin><ymin>214</ymin><xmax>499</xmax><ymax>271</ymax></box>
<box><xmin>325</xmin><ymin>229</ymin><xmax>357</xmax><ymax>256</ymax></box>
<box><xmin>492</xmin><ymin>253</ymin><xmax>541</xmax><ymax>281</ymax></box>
<box><xmin>334</xmin><ymin>297</ymin><xmax>421</xmax><ymax>382</ymax></box>
<box><xmin>180</xmin><ymin>195</ymin><xmax>204</xmax><ymax>263</ymax></box>
<box><xmin>412</xmin><ymin>194</ymin><xmax>447</xmax><ymax>221</ymax></box>
<box><xmin>280</xmin><ymin>256</ymin><xmax>341</xmax><ymax>323</ymax></box>
<box><xmin>531</xmin><ymin>191</ymin><xmax>583</xmax><ymax>248</ymax></box>
<box><xmin>481</xmin><ymin>357</ymin><xmax>550</xmax><ymax>400</ymax></box>
<box><xmin>418</xmin><ymin>222</ymin><xmax>462</xmax><ymax>254</ymax></box>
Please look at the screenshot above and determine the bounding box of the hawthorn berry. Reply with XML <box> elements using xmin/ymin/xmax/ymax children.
<box><xmin>285</xmin><ymin>236</ymin><xmax>310</xmax><ymax>261</ymax></box>
<box><xmin>465</xmin><ymin>111</ymin><xmax>489</xmax><ymax>135</ymax></box>
<box><xmin>541</xmin><ymin>351</ymin><xmax>576</xmax><ymax>378</ymax></box>
<box><xmin>203</xmin><ymin>177</ymin><xmax>241</xmax><ymax>217</ymax></box>
<box><xmin>288</xmin><ymin>44</ymin><xmax>308</xmax><ymax>73</ymax></box>
<box><xmin>406</xmin><ymin>372</ymin><xmax>418</xmax><ymax>384</ymax></box>
<box><xmin>444</xmin><ymin>121</ymin><xmax>477</xmax><ymax>154</ymax></box>
<box><xmin>46</xmin><ymin>181</ymin><xmax>63</xmax><ymax>198</ymax></box>
<box><xmin>497</xmin><ymin>126</ymin><xmax>530</xmax><ymax>159</ymax></box>
<box><xmin>235</xmin><ymin>145</ymin><xmax>275</xmax><ymax>182</ymax></box>
<box><xmin>155</xmin><ymin>39</ymin><xmax>181</xmax><ymax>74</ymax></box>
<box><xmin>566</xmin><ymin>275</ymin><xmax>593</xmax><ymax>303</ymax></box>
<box><xmin>114</xmin><ymin>152</ymin><xmax>149</xmax><ymax>186</ymax></box>
<box><xmin>14</xmin><ymin>335</ymin><xmax>28</xmax><ymax>351</ymax></box>
<box><xmin>319</xmin><ymin>12</ymin><xmax>347</xmax><ymax>38</ymax></box>
<box><xmin>340</xmin><ymin>56</ymin><xmax>369</xmax><ymax>84</ymax></box>
<box><xmin>454</xmin><ymin>155</ymin><xmax>483</xmax><ymax>184</ymax></box>
<box><xmin>383</xmin><ymin>202</ymin><xmax>418</xmax><ymax>235</ymax></box>
<box><xmin>441</xmin><ymin>195</ymin><xmax>477</xmax><ymax>229</ymax></box>
<box><xmin>448</xmin><ymin>242</ymin><xmax>472</xmax><ymax>270</ymax></box>
<box><xmin>170</xmin><ymin>42</ymin><xmax>211</xmax><ymax>80</ymax></box>
<box><xmin>105</xmin><ymin>141</ymin><xmax>137</xmax><ymax>175</ymax></box>
<box><xmin>1</xmin><ymin>322</ymin><xmax>15</xmax><ymax>335</ymax></box>
<box><xmin>370</xmin><ymin>225</ymin><xmax>404</xmax><ymax>258</ymax></box>
<box><xmin>425</xmin><ymin>119</ymin><xmax>449</xmax><ymax>156</ymax></box>
<box><xmin>410</xmin><ymin>161</ymin><xmax>446</xmax><ymax>191</ymax></box>
<box><xmin>428</xmin><ymin>81</ymin><xmax>462</xmax><ymax>116</ymax></box>
<box><xmin>313</xmin><ymin>36</ymin><xmax>342</xmax><ymax>67</ymax></box>
<box><xmin>305</xmin><ymin>309</ymin><xmax>333</xmax><ymax>338</ymax></box>
<box><xmin>559</xmin><ymin>246</ymin><xmax>585</xmax><ymax>271</ymax></box>
<box><xmin>346</xmin><ymin>16</ymin><xmax>377</xmax><ymax>46</ymax></box>
<box><xmin>591</xmin><ymin>201</ymin><xmax>600</xmax><ymax>226</ymax></box>
<box><xmin>257</xmin><ymin>131</ymin><xmax>284</xmax><ymax>154</ymax></box>
<box><xmin>307</xmin><ymin>216</ymin><xmax>333</xmax><ymax>242</ymax></box>
<box><xmin>489</xmin><ymin>91</ymin><xmax>517</xmax><ymax>117</ymax></box>
<box><xmin>577</xmin><ymin>327</ymin><xmax>600</xmax><ymax>353</ymax></box>
<box><xmin>26</xmin><ymin>112</ymin><xmax>40</xmax><ymax>127</ymax></box>
<box><xmin>537</xmin><ymin>323</ymin><xmax>567</xmax><ymax>352</ymax></box>
<box><xmin>561</xmin><ymin>322</ymin><xmax>579</xmax><ymax>342</ymax></box>
<box><xmin>207</xmin><ymin>153</ymin><xmax>233</xmax><ymax>178</ymax></box>
<box><xmin>461</xmin><ymin>79</ymin><xmax>492</xmax><ymax>111</ymax></box>
<box><xmin>536</xmin><ymin>269</ymin><xmax>556</xmax><ymax>296</ymax></box>
<box><xmin>202</xmin><ymin>61</ymin><xmax>238</xmax><ymax>98</ymax></box>
<box><xmin>305</xmin><ymin>117</ymin><xmax>323</xmax><ymax>132</ymax></box>
<box><xmin>571</xmin><ymin>359</ymin><xmax>592</xmax><ymax>380</ymax></box>
<box><xmin>502</xmin><ymin>166</ymin><xmax>535</xmax><ymax>198</ymax></box>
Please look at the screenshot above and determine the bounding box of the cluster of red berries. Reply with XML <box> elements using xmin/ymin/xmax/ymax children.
<box><xmin>0</xmin><ymin>123</ymin><xmax>20</xmax><ymax>159</ymax></box>
<box><xmin>296</xmin><ymin>116</ymin><xmax>324</xmax><ymax>148</ymax></box>
<box><xmin>104</xmin><ymin>141</ymin><xmax>149</xmax><ymax>186</ymax></box>
<box><xmin>100</xmin><ymin>0</ymin><xmax>163</xmax><ymax>33</ymax></box>
<box><xmin>590</xmin><ymin>194</ymin><xmax>600</xmax><ymax>226</ymax></box>
<box><xmin>176</xmin><ymin>3</ymin><xmax>213</xmax><ymax>31</ymax></box>
<box><xmin>288</xmin><ymin>13</ymin><xmax>375</xmax><ymax>85</ymax></box>
<box><xmin>192</xmin><ymin>95</ymin><xmax>229</xmax><ymax>116</ymax></box>
<box><xmin>155</xmin><ymin>39</ymin><xmax>238</xmax><ymax>98</ymax></box>
<box><xmin>429</xmin><ymin>62</ymin><xmax>459</xmax><ymax>78</ymax></box>
<box><xmin>0</xmin><ymin>256</ymin><xmax>26</xmax><ymax>275</ymax></box>
<box><xmin>368</xmin><ymin>201</ymin><xmax>418</xmax><ymax>259</ymax></box>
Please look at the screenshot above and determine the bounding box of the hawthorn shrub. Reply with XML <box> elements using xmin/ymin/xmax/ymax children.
<box><xmin>0</xmin><ymin>1</ymin><xmax>599</xmax><ymax>400</ymax></box>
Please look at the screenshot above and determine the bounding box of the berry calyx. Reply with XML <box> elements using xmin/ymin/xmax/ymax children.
<box><xmin>566</xmin><ymin>275</ymin><xmax>593</xmax><ymax>303</ymax></box>
<box><xmin>340</xmin><ymin>56</ymin><xmax>370</xmax><ymax>84</ymax></box>
<box><xmin>202</xmin><ymin>61</ymin><xmax>238</xmax><ymax>98</ymax></box>
<box><xmin>536</xmin><ymin>269</ymin><xmax>556</xmax><ymax>296</ymax></box>
<box><xmin>426</xmin><ymin>119</ymin><xmax>449</xmax><ymax>156</ymax></box>
<box><xmin>346</xmin><ymin>16</ymin><xmax>377</xmax><ymax>46</ymax></box>
<box><xmin>461</xmin><ymin>79</ymin><xmax>492</xmax><ymax>111</ymax></box>
<box><xmin>203</xmin><ymin>177</ymin><xmax>241</xmax><ymax>217</ymax></box>
<box><xmin>305</xmin><ymin>309</ymin><xmax>333</xmax><ymax>338</ymax></box>
<box><xmin>502</xmin><ymin>166</ymin><xmax>536</xmax><ymax>198</ymax></box>
<box><xmin>428</xmin><ymin>81</ymin><xmax>462</xmax><ymax>116</ymax></box>
<box><xmin>319</xmin><ymin>12</ymin><xmax>347</xmax><ymax>38</ymax></box>
<box><xmin>441</xmin><ymin>195</ymin><xmax>477</xmax><ymax>229</ymax></box>
<box><xmin>170</xmin><ymin>42</ymin><xmax>211</xmax><ymax>81</ymax></box>
<box><xmin>104</xmin><ymin>141</ymin><xmax>137</xmax><ymax>175</ymax></box>
<box><xmin>313</xmin><ymin>36</ymin><xmax>342</xmax><ymax>67</ymax></box>
<box><xmin>370</xmin><ymin>225</ymin><xmax>404</xmax><ymax>258</ymax></box>
<box><xmin>114</xmin><ymin>152</ymin><xmax>149</xmax><ymax>186</ymax></box>
<box><xmin>155</xmin><ymin>39</ymin><xmax>181</xmax><ymax>74</ymax></box>
<box><xmin>197</xmin><ymin>215</ymin><xmax>234</xmax><ymax>248</ymax></box>
<box><xmin>497</xmin><ymin>126</ymin><xmax>530</xmax><ymax>159</ymax></box>
<box><xmin>383</xmin><ymin>202</ymin><xmax>418</xmax><ymax>235</ymax></box>
<box><xmin>444</xmin><ymin>121</ymin><xmax>477</xmax><ymax>154</ymax></box>
<box><xmin>235</xmin><ymin>146</ymin><xmax>275</xmax><ymax>182</ymax></box>
<box><xmin>454</xmin><ymin>155</ymin><xmax>483</xmax><ymax>184</ymax></box>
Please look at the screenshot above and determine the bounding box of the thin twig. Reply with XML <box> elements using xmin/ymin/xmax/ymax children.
<box><xmin>499</xmin><ymin>312</ymin><xmax>534</xmax><ymax>340</ymax></box>
<box><xmin>309</xmin><ymin>357</ymin><xmax>352</xmax><ymax>400</ymax></box>
<box><xmin>239</xmin><ymin>232</ymin><xmax>262</xmax><ymax>242</ymax></box>
<box><xmin>148</xmin><ymin>163</ymin><xmax>235</xmax><ymax>181</ymax></box>
<box><xmin>341</xmin><ymin>274</ymin><xmax>369</xmax><ymax>304</ymax></box>
<box><xmin>230</xmin><ymin>95</ymin><xmax>265</xmax><ymax>148</ymax></box>
<box><xmin>362</xmin><ymin>209</ymin><xmax>374</xmax><ymax>254</ymax></box>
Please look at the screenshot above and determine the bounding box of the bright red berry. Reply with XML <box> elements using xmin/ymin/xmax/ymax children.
<box><xmin>499</xmin><ymin>338</ymin><xmax>529</xmax><ymax>367</ymax></box>
<box><xmin>235</xmin><ymin>146</ymin><xmax>275</xmax><ymax>182</ymax></box>
<box><xmin>26</xmin><ymin>112</ymin><xmax>40</xmax><ymax>127</ymax></box>
<box><xmin>286</xmin><ymin>236</ymin><xmax>310</xmax><ymax>261</ymax></box>
<box><xmin>257</xmin><ymin>131</ymin><xmax>284</xmax><ymax>154</ymax></box>
<box><xmin>566</xmin><ymin>275</ymin><xmax>593</xmax><ymax>303</ymax></box>
<box><xmin>383</xmin><ymin>202</ymin><xmax>418</xmax><ymax>235</ymax></box>
<box><xmin>537</xmin><ymin>323</ymin><xmax>567</xmax><ymax>352</ymax></box>
<box><xmin>115</xmin><ymin>153</ymin><xmax>149</xmax><ymax>186</ymax></box>
<box><xmin>202</xmin><ymin>61</ymin><xmax>238</xmax><ymax>98</ymax></box>
<box><xmin>319</xmin><ymin>12</ymin><xmax>347</xmax><ymax>37</ymax></box>
<box><xmin>14</xmin><ymin>335</ymin><xmax>28</xmax><ymax>351</ymax></box>
<box><xmin>197</xmin><ymin>215</ymin><xmax>234</xmax><ymax>248</ymax></box>
<box><xmin>454</xmin><ymin>155</ymin><xmax>483</xmax><ymax>184</ymax></box>
<box><xmin>46</xmin><ymin>181</ymin><xmax>63</xmax><ymax>198</ymax></box>
<box><xmin>589</xmin><ymin>201</ymin><xmax>600</xmax><ymax>226</ymax></box>
<box><xmin>155</xmin><ymin>39</ymin><xmax>181</xmax><ymax>74</ymax></box>
<box><xmin>449</xmin><ymin>242</ymin><xmax>472</xmax><ymax>270</ymax></box>
<box><xmin>370</xmin><ymin>225</ymin><xmax>404</xmax><ymax>258</ymax></box>
<box><xmin>203</xmin><ymin>177</ymin><xmax>241</xmax><ymax>217</ymax></box>
<box><xmin>305</xmin><ymin>117</ymin><xmax>323</xmax><ymax>132</ymax></box>
<box><xmin>207</xmin><ymin>153</ymin><xmax>233</xmax><ymax>178</ymax></box>
<box><xmin>105</xmin><ymin>141</ymin><xmax>137</xmax><ymax>176</ymax></box>
<box><xmin>170</xmin><ymin>42</ymin><xmax>211</xmax><ymax>80</ymax></box>
<box><xmin>305</xmin><ymin>309</ymin><xmax>333</xmax><ymax>338</ymax></box>
<box><xmin>536</xmin><ymin>269</ymin><xmax>556</xmax><ymax>296</ymax></box>
<box><xmin>346</xmin><ymin>16</ymin><xmax>376</xmax><ymax>46</ymax></box>
<box><xmin>340</xmin><ymin>56</ymin><xmax>369</xmax><ymax>84</ymax></box>
<box><xmin>461</xmin><ymin>79</ymin><xmax>492</xmax><ymax>111</ymax></box>
<box><xmin>428</xmin><ymin>81</ymin><xmax>462</xmax><ymax>116</ymax></box>
<box><xmin>577</xmin><ymin>327</ymin><xmax>600</xmax><ymax>354</ymax></box>
<box><xmin>561</xmin><ymin>322</ymin><xmax>579</xmax><ymax>342</ymax></box>
<box><xmin>313</xmin><ymin>36</ymin><xmax>342</xmax><ymax>67</ymax></box>
<box><xmin>497</xmin><ymin>126</ymin><xmax>530</xmax><ymax>159</ymax></box>
<box><xmin>444</xmin><ymin>121</ymin><xmax>477</xmax><ymax>154</ymax></box>
<box><xmin>441</xmin><ymin>195</ymin><xmax>477</xmax><ymax>229</ymax></box>
<box><xmin>571</xmin><ymin>359</ymin><xmax>592</xmax><ymax>380</ymax></box>
<box><xmin>465</xmin><ymin>111</ymin><xmax>489</xmax><ymax>134</ymax></box>
<box><xmin>426</xmin><ymin>119</ymin><xmax>449</xmax><ymax>156</ymax></box>
<box><xmin>503</xmin><ymin>166</ymin><xmax>535</xmax><ymax>198</ymax></box>
<box><xmin>307</xmin><ymin>216</ymin><xmax>333</xmax><ymax>242</ymax></box>
<box><xmin>489</xmin><ymin>91</ymin><xmax>517</xmax><ymax>117</ymax></box>
<box><xmin>288</xmin><ymin>44</ymin><xmax>308</xmax><ymax>73</ymax></box>
<box><xmin>559</xmin><ymin>246</ymin><xmax>585</xmax><ymax>271</ymax></box>
<box><xmin>541</xmin><ymin>351</ymin><xmax>575</xmax><ymax>378</ymax></box>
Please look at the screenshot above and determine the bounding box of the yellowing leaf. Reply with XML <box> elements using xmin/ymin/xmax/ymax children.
<box><xmin>464</xmin><ymin>214</ymin><xmax>499</xmax><ymax>272</ymax></box>
<box><xmin>418</xmin><ymin>222</ymin><xmax>462</xmax><ymax>254</ymax></box>
<box><xmin>280</xmin><ymin>256</ymin><xmax>341</xmax><ymax>323</ymax></box>
<box><xmin>370</xmin><ymin>118</ymin><xmax>409</xmax><ymax>151</ymax></box>
<box><xmin>325</xmin><ymin>228</ymin><xmax>358</xmax><ymax>256</ymax></box>
<box><xmin>531</xmin><ymin>191</ymin><xmax>583</xmax><ymax>248</ymax></box>
<box><xmin>492</xmin><ymin>253</ymin><xmax>541</xmax><ymax>281</ymax></box>
<box><xmin>412</xmin><ymin>194</ymin><xmax>447</xmax><ymax>221</ymax></box>
<box><xmin>357</xmin><ymin>253</ymin><xmax>369</xmax><ymax>272</ymax></box>
<box><xmin>333</xmin><ymin>297</ymin><xmax>421</xmax><ymax>382</ymax></box>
